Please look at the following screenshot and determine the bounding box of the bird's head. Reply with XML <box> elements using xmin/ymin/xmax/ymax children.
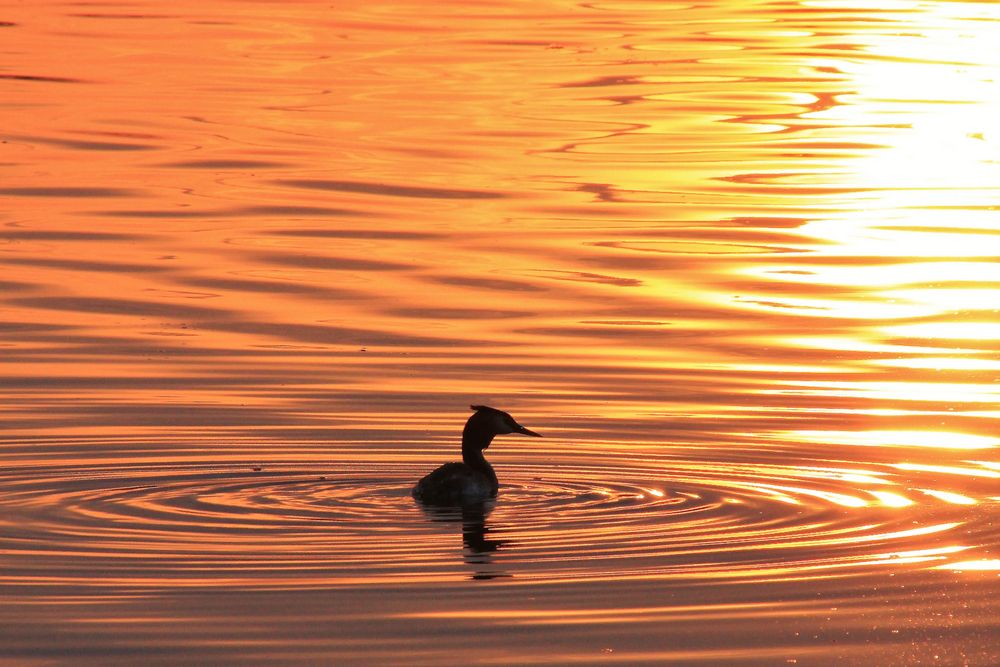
<box><xmin>465</xmin><ymin>404</ymin><xmax>542</xmax><ymax>447</ymax></box>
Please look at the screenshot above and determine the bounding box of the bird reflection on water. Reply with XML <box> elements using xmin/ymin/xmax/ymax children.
<box><xmin>417</xmin><ymin>500</ymin><xmax>508</xmax><ymax>580</ymax></box>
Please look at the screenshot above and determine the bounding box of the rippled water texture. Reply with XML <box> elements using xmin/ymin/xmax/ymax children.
<box><xmin>4</xmin><ymin>0</ymin><xmax>1000</xmax><ymax>664</ymax></box>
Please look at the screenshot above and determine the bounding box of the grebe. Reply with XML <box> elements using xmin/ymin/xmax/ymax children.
<box><xmin>412</xmin><ymin>405</ymin><xmax>542</xmax><ymax>505</ymax></box>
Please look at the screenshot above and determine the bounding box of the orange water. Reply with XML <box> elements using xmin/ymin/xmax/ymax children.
<box><xmin>3</xmin><ymin>1</ymin><xmax>1000</xmax><ymax>664</ymax></box>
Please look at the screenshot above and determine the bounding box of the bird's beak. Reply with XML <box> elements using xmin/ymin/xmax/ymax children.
<box><xmin>515</xmin><ymin>424</ymin><xmax>543</xmax><ymax>437</ymax></box>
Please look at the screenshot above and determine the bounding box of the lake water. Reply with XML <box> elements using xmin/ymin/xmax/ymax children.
<box><xmin>3</xmin><ymin>0</ymin><xmax>1000</xmax><ymax>664</ymax></box>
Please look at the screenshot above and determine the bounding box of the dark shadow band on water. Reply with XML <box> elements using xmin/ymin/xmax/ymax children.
<box><xmin>178</xmin><ymin>275</ymin><xmax>365</xmax><ymax>298</ymax></box>
<box><xmin>204</xmin><ymin>321</ymin><xmax>498</xmax><ymax>348</ymax></box>
<box><xmin>270</xmin><ymin>228</ymin><xmax>442</xmax><ymax>240</ymax></box>
<box><xmin>1</xmin><ymin>257</ymin><xmax>171</xmax><ymax>274</ymax></box>
<box><xmin>247</xmin><ymin>251</ymin><xmax>414</xmax><ymax>272</ymax></box>
<box><xmin>161</xmin><ymin>159</ymin><xmax>292</xmax><ymax>169</ymax></box>
<box><xmin>0</xmin><ymin>280</ymin><xmax>41</xmax><ymax>292</ymax></box>
<box><xmin>273</xmin><ymin>178</ymin><xmax>508</xmax><ymax>200</ymax></box>
<box><xmin>0</xmin><ymin>186</ymin><xmax>139</xmax><ymax>197</ymax></box>
<box><xmin>88</xmin><ymin>204</ymin><xmax>374</xmax><ymax>219</ymax></box>
<box><xmin>8</xmin><ymin>296</ymin><xmax>233</xmax><ymax>319</ymax></box>
<box><xmin>0</xmin><ymin>73</ymin><xmax>86</xmax><ymax>83</ymax></box>
<box><xmin>0</xmin><ymin>229</ymin><xmax>150</xmax><ymax>242</ymax></box>
<box><xmin>5</xmin><ymin>134</ymin><xmax>155</xmax><ymax>151</ymax></box>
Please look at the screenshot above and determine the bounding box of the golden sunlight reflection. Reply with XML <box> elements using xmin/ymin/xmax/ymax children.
<box><xmin>867</xmin><ymin>491</ymin><xmax>913</xmax><ymax>508</ymax></box>
<box><xmin>747</xmin><ymin>260</ymin><xmax>1000</xmax><ymax>288</ymax></box>
<box><xmin>887</xmin><ymin>289</ymin><xmax>1000</xmax><ymax>313</ymax></box>
<box><xmin>748</xmin><ymin>484</ymin><xmax>865</xmax><ymax>508</ymax></box>
<box><xmin>871</xmin><ymin>545</ymin><xmax>970</xmax><ymax>567</ymax></box>
<box><xmin>895</xmin><ymin>462</ymin><xmax>1000</xmax><ymax>480</ymax></box>
<box><xmin>936</xmin><ymin>560</ymin><xmax>1000</xmax><ymax>572</ymax></box>
<box><xmin>793</xmin><ymin>431</ymin><xmax>1000</xmax><ymax>450</ymax></box>
<box><xmin>875</xmin><ymin>357</ymin><xmax>1000</xmax><ymax>372</ymax></box>
<box><xmin>882</xmin><ymin>322</ymin><xmax>1000</xmax><ymax>341</ymax></box>
<box><xmin>783</xmin><ymin>336</ymin><xmax>973</xmax><ymax>356</ymax></box>
<box><xmin>773</xmin><ymin>382</ymin><xmax>1000</xmax><ymax>404</ymax></box>
<box><xmin>5</xmin><ymin>0</ymin><xmax>1000</xmax><ymax>663</ymax></box>
<box><xmin>397</xmin><ymin>599</ymin><xmax>839</xmax><ymax>625</ymax></box>
<box><xmin>917</xmin><ymin>489</ymin><xmax>978</xmax><ymax>506</ymax></box>
<box><xmin>807</xmin><ymin>0</ymin><xmax>1000</xmax><ymax>202</ymax></box>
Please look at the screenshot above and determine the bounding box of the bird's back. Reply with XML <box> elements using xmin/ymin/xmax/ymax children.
<box><xmin>412</xmin><ymin>462</ymin><xmax>497</xmax><ymax>505</ymax></box>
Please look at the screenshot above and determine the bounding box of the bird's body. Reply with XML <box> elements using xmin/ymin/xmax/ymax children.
<box><xmin>412</xmin><ymin>405</ymin><xmax>541</xmax><ymax>506</ymax></box>
<box><xmin>411</xmin><ymin>462</ymin><xmax>497</xmax><ymax>505</ymax></box>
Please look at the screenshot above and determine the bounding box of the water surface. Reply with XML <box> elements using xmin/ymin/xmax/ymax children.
<box><xmin>3</xmin><ymin>0</ymin><xmax>1000</xmax><ymax>664</ymax></box>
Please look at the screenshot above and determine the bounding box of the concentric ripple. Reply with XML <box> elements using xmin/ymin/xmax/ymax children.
<box><xmin>0</xmin><ymin>452</ymin><xmax>982</xmax><ymax>591</ymax></box>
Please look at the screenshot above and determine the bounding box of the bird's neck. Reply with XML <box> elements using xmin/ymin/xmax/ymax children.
<box><xmin>461</xmin><ymin>428</ymin><xmax>495</xmax><ymax>472</ymax></box>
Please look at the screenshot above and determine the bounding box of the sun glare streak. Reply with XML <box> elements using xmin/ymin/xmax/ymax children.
<box><xmin>867</xmin><ymin>491</ymin><xmax>913</xmax><ymax>508</ymax></box>
<box><xmin>792</xmin><ymin>431</ymin><xmax>999</xmax><ymax>450</ymax></box>
<box><xmin>936</xmin><ymin>560</ymin><xmax>1000</xmax><ymax>572</ymax></box>
<box><xmin>749</xmin><ymin>261</ymin><xmax>1000</xmax><ymax>288</ymax></box>
<box><xmin>897</xmin><ymin>462</ymin><xmax>1000</xmax><ymax>479</ymax></box>
<box><xmin>874</xmin><ymin>545</ymin><xmax>969</xmax><ymax>565</ymax></box>
<box><xmin>917</xmin><ymin>490</ymin><xmax>977</xmax><ymax>505</ymax></box>
<box><xmin>746</xmin><ymin>483</ymin><xmax>867</xmax><ymax>508</ymax></box>
<box><xmin>886</xmin><ymin>289</ymin><xmax>1000</xmax><ymax>313</ymax></box>
<box><xmin>784</xmin><ymin>337</ymin><xmax>972</xmax><ymax>356</ymax></box>
<box><xmin>730</xmin><ymin>294</ymin><xmax>931</xmax><ymax>320</ymax></box>
<box><xmin>773</xmin><ymin>382</ymin><xmax>1000</xmax><ymax>404</ymax></box>
<box><xmin>874</xmin><ymin>357</ymin><xmax>1000</xmax><ymax>372</ymax></box>
<box><xmin>882</xmin><ymin>323</ymin><xmax>1000</xmax><ymax>341</ymax></box>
